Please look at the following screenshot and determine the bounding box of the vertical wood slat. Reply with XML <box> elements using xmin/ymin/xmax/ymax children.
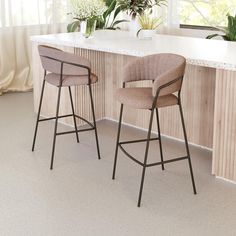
<box><xmin>74</xmin><ymin>48</ymin><xmax>105</xmax><ymax>126</ymax></box>
<box><xmin>213</xmin><ymin>69</ymin><xmax>236</xmax><ymax>181</ymax></box>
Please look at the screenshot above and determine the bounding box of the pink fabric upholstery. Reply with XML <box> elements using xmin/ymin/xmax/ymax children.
<box><xmin>116</xmin><ymin>87</ymin><xmax>178</xmax><ymax>109</ymax></box>
<box><xmin>45</xmin><ymin>73</ymin><xmax>98</xmax><ymax>87</ymax></box>
<box><xmin>38</xmin><ymin>45</ymin><xmax>98</xmax><ymax>87</ymax></box>
<box><xmin>38</xmin><ymin>45</ymin><xmax>91</xmax><ymax>76</ymax></box>
<box><xmin>117</xmin><ymin>54</ymin><xmax>186</xmax><ymax>109</ymax></box>
<box><xmin>122</xmin><ymin>54</ymin><xmax>186</xmax><ymax>96</ymax></box>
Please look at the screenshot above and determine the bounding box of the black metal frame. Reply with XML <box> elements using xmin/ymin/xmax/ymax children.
<box><xmin>112</xmin><ymin>78</ymin><xmax>197</xmax><ymax>207</ymax></box>
<box><xmin>32</xmin><ymin>55</ymin><xmax>101</xmax><ymax>170</ymax></box>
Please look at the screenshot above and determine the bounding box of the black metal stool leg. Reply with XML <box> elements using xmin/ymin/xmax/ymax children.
<box><xmin>68</xmin><ymin>86</ymin><xmax>79</xmax><ymax>143</ymax></box>
<box><xmin>88</xmin><ymin>84</ymin><xmax>101</xmax><ymax>160</ymax></box>
<box><xmin>156</xmin><ymin>108</ymin><xmax>165</xmax><ymax>170</ymax></box>
<box><xmin>50</xmin><ymin>85</ymin><xmax>62</xmax><ymax>170</ymax></box>
<box><xmin>112</xmin><ymin>104</ymin><xmax>124</xmax><ymax>180</ymax></box>
<box><xmin>32</xmin><ymin>76</ymin><xmax>46</xmax><ymax>152</ymax></box>
<box><xmin>138</xmin><ymin>108</ymin><xmax>155</xmax><ymax>207</ymax></box>
<box><xmin>179</xmin><ymin>102</ymin><xmax>197</xmax><ymax>194</ymax></box>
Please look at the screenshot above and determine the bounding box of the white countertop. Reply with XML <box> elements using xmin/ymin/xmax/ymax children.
<box><xmin>31</xmin><ymin>30</ymin><xmax>236</xmax><ymax>71</ymax></box>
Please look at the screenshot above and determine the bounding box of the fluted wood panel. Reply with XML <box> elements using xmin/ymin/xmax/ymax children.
<box><xmin>104</xmin><ymin>53</ymin><xmax>215</xmax><ymax>148</ymax></box>
<box><xmin>160</xmin><ymin>65</ymin><xmax>215</xmax><ymax>148</ymax></box>
<box><xmin>74</xmin><ymin>48</ymin><xmax>105</xmax><ymax>126</ymax></box>
<box><xmin>213</xmin><ymin>69</ymin><xmax>236</xmax><ymax>181</ymax></box>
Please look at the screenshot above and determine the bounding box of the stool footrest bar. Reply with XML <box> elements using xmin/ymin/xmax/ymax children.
<box><xmin>119</xmin><ymin>144</ymin><xmax>144</xmax><ymax>166</ymax></box>
<box><xmin>77</xmin><ymin>127</ymin><xmax>95</xmax><ymax>132</ymax></box>
<box><xmin>56</xmin><ymin>127</ymin><xmax>95</xmax><ymax>136</ymax></box>
<box><xmin>146</xmin><ymin>156</ymin><xmax>188</xmax><ymax>167</ymax></box>
<box><xmin>39</xmin><ymin>114</ymin><xmax>73</xmax><ymax>122</ymax></box>
<box><xmin>74</xmin><ymin>115</ymin><xmax>94</xmax><ymax>128</ymax></box>
<box><xmin>38</xmin><ymin>114</ymin><xmax>94</xmax><ymax>131</ymax></box>
<box><xmin>119</xmin><ymin>142</ymin><xmax>189</xmax><ymax>168</ymax></box>
<box><xmin>119</xmin><ymin>137</ymin><xmax>159</xmax><ymax>145</ymax></box>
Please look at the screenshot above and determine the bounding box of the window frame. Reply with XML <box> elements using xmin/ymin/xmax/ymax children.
<box><xmin>180</xmin><ymin>24</ymin><xmax>221</xmax><ymax>31</ymax></box>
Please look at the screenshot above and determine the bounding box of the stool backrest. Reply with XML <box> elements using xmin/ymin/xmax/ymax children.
<box><xmin>123</xmin><ymin>53</ymin><xmax>186</xmax><ymax>96</ymax></box>
<box><xmin>38</xmin><ymin>45</ymin><xmax>91</xmax><ymax>76</ymax></box>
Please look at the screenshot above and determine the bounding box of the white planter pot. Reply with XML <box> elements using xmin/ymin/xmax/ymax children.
<box><xmin>138</xmin><ymin>29</ymin><xmax>156</xmax><ymax>40</ymax></box>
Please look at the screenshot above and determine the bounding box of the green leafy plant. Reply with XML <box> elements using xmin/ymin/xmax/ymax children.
<box><xmin>96</xmin><ymin>0</ymin><xmax>128</xmax><ymax>30</ymax></box>
<box><xmin>138</xmin><ymin>13</ymin><xmax>161</xmax><ymax>29</ymax></box>
<box><xmin>117</xmin><ymin>0</ymin><xmax>166</xmax><ymax>19</ymax></box>
<box><xmin>67</xmin><ymin>21</ymin><xmax>81</xmax><ymax>32</ymax></box>
<box><xmin>206</xmin><ymin>14</ymin><xmax>236</xmax><ymax>41</ymax></box>
<box><xmin>67</xmin><ymin>0</ymin><xmax>127</xmax><ymax>32</ymax></box>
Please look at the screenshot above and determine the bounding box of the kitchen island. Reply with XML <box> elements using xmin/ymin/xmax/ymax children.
<box><xmin>31</xmin><ymin>30</ymin><xmax>236</xmax><ymax>182</ymax></box>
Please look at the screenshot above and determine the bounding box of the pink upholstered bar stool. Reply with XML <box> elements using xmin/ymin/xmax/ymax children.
<box><xmin>32</xmin><ymin>45</ymin><xmax>101</xmax><ymax>169</ymax></box>
<box><xmin>112</xmin><ymin>54</ymin><xmax>197</xmax><ymax>207</ymax></box>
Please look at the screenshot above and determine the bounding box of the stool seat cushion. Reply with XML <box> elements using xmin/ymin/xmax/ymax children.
<box><xmin>45</xmin><ymin>73</ymin><xmax>98</xmax><ymax>87</ymax></box>
<box><xmin>116</xmin><ymin>87</ymin><xmax>178</xmax><ymax>109</ymax></box>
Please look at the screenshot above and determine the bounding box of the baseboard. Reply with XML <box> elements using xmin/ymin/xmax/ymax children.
<box><xmin>103</xmin><ymin>117</ymin><xmax>213</xmax><ymax>152</ymax></box>
<box><xmin>216</xmin><ymin>176</ymin><xmax>236</xmax><ymax>185</ymax></box>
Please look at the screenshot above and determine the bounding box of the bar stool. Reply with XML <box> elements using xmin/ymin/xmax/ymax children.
<box><xmin>112</xmin><ymin>53</ymin><xmax>197</xmax><ymax>207</ymax></box>
<box><xmin>32</xmin><ymin>45</ymin><xmax>101</xmax><ymax>169</ymax></box>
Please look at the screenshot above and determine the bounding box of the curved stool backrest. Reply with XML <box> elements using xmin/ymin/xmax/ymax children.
<box><xmin>38</xmin><ymin>45</ymin><xmax>91</xmax><ymax>76</ymax></box>
<box><xmin>123</xmin><ymin>53</ymin><xmax>186</xmax><ymax>97</ymax></box>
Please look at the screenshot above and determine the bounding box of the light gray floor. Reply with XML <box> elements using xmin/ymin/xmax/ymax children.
<box><xmin>0</xmin><ymin>92</ymin><xmax>236</xmax><ymax>236</ymax></box>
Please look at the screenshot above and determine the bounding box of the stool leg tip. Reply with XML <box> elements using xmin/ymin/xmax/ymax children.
<box><xmin>112</xmin><ymin>174</ymin><xmax>116</xmax><ymax>180</ymax></box>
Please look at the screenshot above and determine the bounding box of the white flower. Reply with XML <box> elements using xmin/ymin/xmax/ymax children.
<box><xmin>71</xmin><ymin>0</ymin><xmax>107</xmax><ymax>20</ymax></box>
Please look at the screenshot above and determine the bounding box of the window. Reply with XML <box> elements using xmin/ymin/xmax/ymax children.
<box><xmin>179</xmin><ymin>0</ymin><xmax>236</xmax><ymax>27</ymax></box>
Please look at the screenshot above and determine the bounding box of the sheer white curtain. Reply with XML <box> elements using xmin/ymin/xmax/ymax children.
<box><xmin>166</xmin><ymin>0</ymin><xmax>179</xmax><ymax>28</ymax></box>
<box><xmin>0</xmin><ymin>0</ymin><xmax>70</xmax><ymax>95</ymax></box>
<box><xmin>158</xmin><ymin>0</ymin><xmax>180</xmax><ymax>33</ymax></box>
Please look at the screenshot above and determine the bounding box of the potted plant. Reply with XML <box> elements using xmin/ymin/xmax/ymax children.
<box><xmin>117</xmin><ymin>0</ymin><xmax>166</xmax><ymax>35</ymax></box>
<box><xmin>69</xmin><ymin>0</ymin><xmax>107</xmax><ymax>38</ymax></box>
<box><xmin>206</xmin><ymin>14</ymin><xmax>236</xmax><ymax>41</ymax></box>
<box><xmin>68</xmin><ymin>0</ymin><xmax>127</xmax><ymax>33</ymax></box>
<box><xmin>137</xmin><ymin>13</ymin><xmax>161</xmax><ymax>39</ymax></box>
